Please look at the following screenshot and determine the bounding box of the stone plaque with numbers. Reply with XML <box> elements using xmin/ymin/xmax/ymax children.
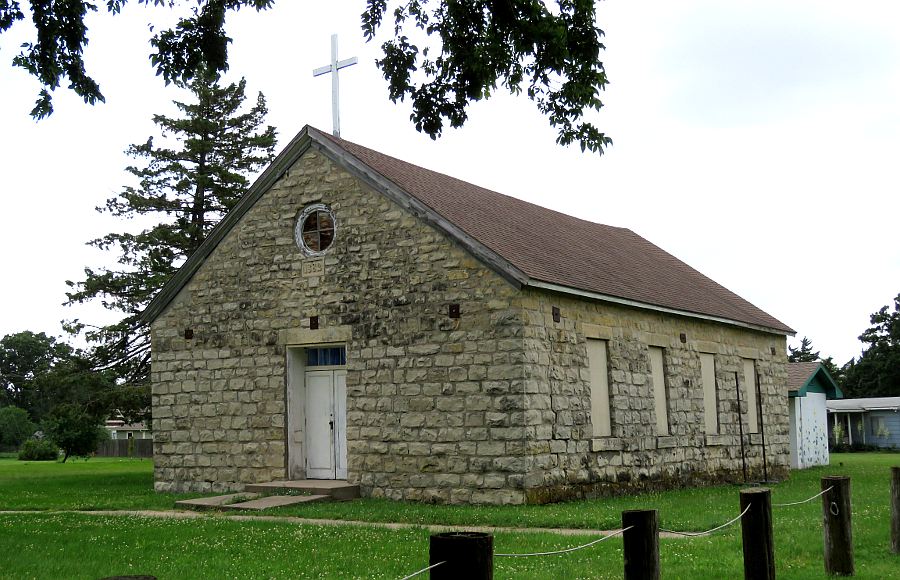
<box><xmin>302</xmin><ymin>258</ymin><xmax>325</xmax><ymax>277</ymax></box>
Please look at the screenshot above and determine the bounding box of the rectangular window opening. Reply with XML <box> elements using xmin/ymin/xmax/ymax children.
<box><xmin>743</xmin><ymin>358</ymin><xmax>759</xmax><ymax>434</ymax></box>
<box><xmin>700</xmin><ymin>353</ymin><xmax>719</xmax><ymax>435</ymax></box>
<box><xmin>649</xmin><ymin>346</ymin><xmax>669</xmax><ymax>436</ymax></box>
<box><xmin>306</xmin><ymin>346</ymin><xmax>346</xmax><ymax>367</ymax></box>
<box><xmin>587</xmin><ymin>339</ymin><xmax>612</xmax><ymax>437</ymax></box>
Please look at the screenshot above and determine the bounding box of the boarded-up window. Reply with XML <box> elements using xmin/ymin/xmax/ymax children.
<box><xmin>743</xmin><ymin>358</ymin><xmax>759</xmax><ymax>433</ymax></box>
<box><xmin>649</xmin><ymin>347</ymin><xmax>669</xmax><ymax>435</ymax></box>
<box><xmin>587</xmin><ymin>339</ymin><xmax>611</xmax><ymax>437</ymax></box>
<box><xmin>700</xmin><ymin>353</ymin><xmax>718</xmax><ymax>435</ymax></box>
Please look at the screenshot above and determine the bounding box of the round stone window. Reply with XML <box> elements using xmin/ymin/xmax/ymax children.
<box><xmin>294</xmin><ymin>204</ymin><xmax>336</xmax><ymax>256</ymax></box>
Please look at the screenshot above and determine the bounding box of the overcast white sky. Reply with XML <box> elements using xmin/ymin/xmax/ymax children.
<box><xmin>1</xmin><ymin>1</ymin><xmax>898</xmax><ymax>365</ymax></box>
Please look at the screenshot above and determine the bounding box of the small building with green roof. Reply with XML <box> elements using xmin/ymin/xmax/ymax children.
<box><xmin>786</xmin><ymin>362</ymin><xmax>843</xmax><ymax>469</ymax></box>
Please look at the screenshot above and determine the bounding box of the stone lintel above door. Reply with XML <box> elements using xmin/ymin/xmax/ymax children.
<box><xmin>281</xmin><ymin>325</ymin><xmax>352</xmax><ymax>346</ymax></box>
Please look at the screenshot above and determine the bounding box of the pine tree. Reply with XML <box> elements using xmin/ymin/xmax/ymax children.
<box><xmin>787</xmin><ymin>336</ymin><xmax>846</xmax><ymax>387</ymax></box>
<box><xmin>65</xmin><ymin>71</ymin><xmax>277</xmax><ymax>417</ymax></box>
<box><xmin>788</xmin><ymin>337</ymin><xmax>821</xmax><ymax>362</ymax></box>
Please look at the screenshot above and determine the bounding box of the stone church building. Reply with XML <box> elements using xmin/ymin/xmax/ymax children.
<box><xmin>144</xmin><ymin>126</ymin><xmax>795</xmax><ymax>504</ymax></box>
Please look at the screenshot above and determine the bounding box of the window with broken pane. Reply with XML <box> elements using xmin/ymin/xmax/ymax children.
<box><xmin>294</xmin><ymin>204</ymin><xmax>336</xmax><ymax>255</ymax></box>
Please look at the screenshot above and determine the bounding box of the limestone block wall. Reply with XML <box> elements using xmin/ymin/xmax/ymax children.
<box><xmin>149</xmin><ymin>143</ymin><xmax>791</xmax><ymax>505</ymax></box>
<box><xmin>151</xmin><ymin>148</ymin><xmax>528</xmax><ymax>502</ymax></box>
<box><xmin>519</xmin><ymin>289</ymin><xmax>789</xmax><ymax>502</ymax></box>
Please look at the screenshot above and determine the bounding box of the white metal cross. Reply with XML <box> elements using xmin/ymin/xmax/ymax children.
<box><xmin>313</xmin><ymin>34</ymin><xmax>358</xmax><ymax>137</ymax></box>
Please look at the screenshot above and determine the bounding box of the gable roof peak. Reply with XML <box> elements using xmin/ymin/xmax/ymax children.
<box><xmin>787</xmin><ymin>361</ymin><xmax>842</xmax><ymax>399</ymax></box>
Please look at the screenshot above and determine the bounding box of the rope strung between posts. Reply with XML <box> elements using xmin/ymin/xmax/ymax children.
<box><xmin>660</xmin><ymin>503</ymin><xmax>752</xmax><ymax>537</ymax></box>
<box><xmin>398</xmin><ymin>560</ymin><xmax>445</xmax><ymax>580</ymax></box>
<box><xmin>773</xmin><ymin>486</ymin><xmax>833</xmax><ymax>507</ymax></box>
<box><xmin>494</xmin><ymin>526</ymin><xmax>632</xmax><ymax>557</ymax></box>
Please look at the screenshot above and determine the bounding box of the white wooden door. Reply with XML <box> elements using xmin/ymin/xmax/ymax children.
<box><xmin>305</xmin><ymin>369</ymin><xmax>347</xmax><ymax>479</ymax></box>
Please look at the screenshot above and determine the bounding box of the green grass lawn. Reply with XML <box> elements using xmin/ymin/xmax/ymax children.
<box><xmin>0</xmin><ymin>453</ymin><xmax>897</xmax><ymax>578</ymax></box>
<box><xmin>0</xmin><ymin>514</ymin><xmax>636</xmax><ymax>579</ymax></box>
<box><xmin>0</xmin><ymin>456</ymin><xmax>199</xmax><ymax>510</ymax></box>
<box><xmin>267</xmin><ymin>453</ymin><xmax>899</xmax><ymax>532</ymax></box>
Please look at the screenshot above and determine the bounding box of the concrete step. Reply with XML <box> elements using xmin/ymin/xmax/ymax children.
<box><xmin>175</xmin><ymin>492</ymin><xmax>260</xmax><ymax>511</ymax></box>
<box><xmin>245</xmin><ymin>480</ymin><xmax>360</xmax><ymax>500</ymax></box>
<box><xmin>222</xmin><ymin>494</ymin><xmax>330</xmax><ymax>511</ymax></box>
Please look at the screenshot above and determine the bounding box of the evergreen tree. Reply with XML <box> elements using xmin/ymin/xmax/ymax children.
<box><xmin>787</xmin><ymin>336</ymin><xmax>845</xmax><ymax>388</ymax></box>
<box><xmin>820</xmin><ymin>356</ymin><xmax>845</xmax><ymax>388</ymax></box>
<box><xmin>788</xmin><ymin>336</ymin><xmax>820</xmax><ymax>362</ymax></box>
<box><xmin>65</xmin><ymin>72</ymin><xmax>277</xmax><ymax>416</ymax></box>
<box><xmin>843</xmin><ymin>294</ymin><xmax>900</xmax><ymax>398</ymax></box>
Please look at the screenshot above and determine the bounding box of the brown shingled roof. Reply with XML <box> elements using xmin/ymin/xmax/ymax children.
<box><xmin>143</xmin><ymin>125</ymin><xmax>794</xmax><ymax>334</ymax></box>
<box><xmin>321</xmin><ymin>131</ymin><xmax>793</xmax><ymax>334</ymax></box>
<box><xmin>787</xmin><ymin>362</ymin><xmax>822</xmax><ymax>390</ymax></box>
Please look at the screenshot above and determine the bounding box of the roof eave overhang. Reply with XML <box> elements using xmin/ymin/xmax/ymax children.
<box><xmin>527</xmin><ymin>280</ymin><xmax>795</xmax><ymax>337</ymax></box>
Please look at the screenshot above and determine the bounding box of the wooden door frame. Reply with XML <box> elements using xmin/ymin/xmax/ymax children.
<box><xmin>285</xmin><ymin>343</ymin><xmax>347</xmax><ymax>481</ymax></box>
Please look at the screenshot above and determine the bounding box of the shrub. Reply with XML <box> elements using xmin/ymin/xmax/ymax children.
<box><xmin>18</xmin><ymin>438</ymin><xmax>59</xmax><ymax>461</ymax></box>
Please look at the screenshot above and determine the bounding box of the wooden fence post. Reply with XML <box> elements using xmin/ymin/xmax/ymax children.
<box><xmin>622</xmin><ymin>509</ymin><xmax>660</xmax><ymax>580</ymax></box>
<box><xmin>890</xmin><ymin>467</ymin><xmax>899</xmax><ymax>555</ymax></box>
<box><xmin>822</xmin><ymin>476</ymin><xmax>854</xmax><ymax>576</ymax></box>
<box><xmin>740</xmin><ymin>487</ymin><xmax>775</xmax><ymax>580</ymax></box>
<box><xmin>429</xmin><ymin>532</ymin><xmax>492</xmax><ymax>579</ymax></box>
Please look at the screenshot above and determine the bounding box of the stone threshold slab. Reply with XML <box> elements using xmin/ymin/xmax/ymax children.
<box><xmin>175</xmin><ymin>493</ymin><xmax>260</xmax><ymax>511</ymax></box>
<box><xmin>222</xmin><ymin>494</ymin><xmax>330</xmax><ymax>511</ymax></box>
<box><xmin>245</xmin><ymin>480</ymin><xmax>360</xmax><ymax>500</ymax></box>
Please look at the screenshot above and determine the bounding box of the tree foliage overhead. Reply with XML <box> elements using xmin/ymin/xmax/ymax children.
<box><xmin>3</xmin><ymin>0</ymin><xmax>274</xmax><ymax>118</ymax></box>
<box><xmin>363</xmin><ymin>0</ymin><xmax>610</xmax><ymax>152</ymax></box>
<box><xmin>3</xmin><ymin>1</ymin><xmax>611</xmax><ymax>152</ymax></box>
<box><xmin>65</xmin><ymin>71</ymin><xmax>277</xmax><ymax>400</ymax></box>
<box><xmin>843</xmin><ymin>294</ymin><xmax>900</xmax><ymax>398</ymax></box>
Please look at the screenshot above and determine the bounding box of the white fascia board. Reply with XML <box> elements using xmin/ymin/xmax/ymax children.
<box><xmin>528</xmin><ymin>280</ymin><xmax>794</xmax><ymax>337</ymax></box>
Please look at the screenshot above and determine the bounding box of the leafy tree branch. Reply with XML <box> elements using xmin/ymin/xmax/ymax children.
<box><xmin>4</xmin><ymin>0</ymin><xmax>611</xmax><ymax>152</ymax></box>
